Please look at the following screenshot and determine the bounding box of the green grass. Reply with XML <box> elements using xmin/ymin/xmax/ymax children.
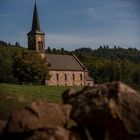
<box><xmin>0</xmin><ymin>83</ymin><xmax>70</xmax><ymax>100</ymax></box>
<box><xmin>0</xmin><ymin>84</ymin><xmax>71</xmax><ymax>120</ymax></box>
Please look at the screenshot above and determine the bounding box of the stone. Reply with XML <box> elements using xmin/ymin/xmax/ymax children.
<box><xmin>25</xmin><ymin>126</ymin><xmax>81</xmax><ymax>140</ymax></box>
<box><xmin>62</xmin><ymin>82</ymin><xmax>140</xmax><ymax>140</ymax></box>
<box><xmin>0</xmin><ymin>120</ymin><xmax>6</xmax><ymax>134</ymax></box>
<box><xmin>4</xmin><ymin>100</ymin><xmax>72</xmax><ymax>133</ymax></box>
<box><xmin>0</xmin><ymin>100</ymin><xmax>83</xmax><ymax>140</ymax></box>
<box><xmin>2</xmin><ymin>126</ymin><xmax>81</xmax><ymax>140</ymax></box>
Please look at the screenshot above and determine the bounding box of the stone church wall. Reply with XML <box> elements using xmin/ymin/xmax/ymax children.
<box><xmin>46</xmin><ymin>70</ymin><xmax>85</xmax><ymax>86</ymax></box>
<box><xmin>85</xmin><ymin>80</ymin><xmax>94</xmax><ymax>87</ymax></box>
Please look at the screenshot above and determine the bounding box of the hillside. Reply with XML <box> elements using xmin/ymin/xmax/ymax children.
<box><xmin>74</xmin><ymin>47</ymin><xmax>140</xmax><ymax>63</ymax></box>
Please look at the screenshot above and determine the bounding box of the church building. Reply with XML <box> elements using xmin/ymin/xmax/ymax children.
<box><xmin>27</xmin><ymin>1</ymin><xmax>94</xmax><ymax>86</ymax></box>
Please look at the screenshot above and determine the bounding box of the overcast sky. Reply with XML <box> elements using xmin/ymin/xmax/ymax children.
<box><xmin>0</xmin><ymin>0</ymin><xmax>140</xmax><ymax>50</ymax></box>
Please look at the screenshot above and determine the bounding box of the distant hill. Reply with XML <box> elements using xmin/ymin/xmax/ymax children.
<box><xmin>74</xmin><ymin>47</ymin><xmax>140</xmax><ymax>63</ymax></box>
<box><xmin>0</xmin><ymin>41</ymin><xmax>8</xmax><ymax>46</ymax></box>
<box><xmin>0</xmin><ymin>40</ymin><xmax>21</xmax><ymax>48</ymax></box>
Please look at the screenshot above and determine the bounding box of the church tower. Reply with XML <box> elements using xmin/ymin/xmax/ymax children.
<box><xmin>27</xmin><ymin>1</ymin><xmax>45</xmax><ymax>52</ymax></box>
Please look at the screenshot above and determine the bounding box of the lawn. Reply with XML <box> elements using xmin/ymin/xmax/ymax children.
<box><xmin>0</xmin><ymin>83</ymin><xmax>70</xmax><ymax>101</ymax></box>
<box><xmin>0</xmin><ymin>84</ymin><xmax>71</xmax><ymax>120</ymax></box>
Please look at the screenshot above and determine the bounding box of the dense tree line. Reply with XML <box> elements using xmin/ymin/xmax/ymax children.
<box><xmin>46</xmin><ymin>47</ymin><xmax>71</xmax><ymax>55</ymax></box>
<box><xmin>75</xmin><ymin>46</ymin><xmax>140</xmax><ymax>63</ymax></box>
<box><xmin>0</xmin><ymin>40</ymin><xmax>21</xmax><ymax>48</ymax></box>
<box><xmin>0</xmin><ymin>45</ymin><xmax>49</xmax><ymax>84</ymax></box>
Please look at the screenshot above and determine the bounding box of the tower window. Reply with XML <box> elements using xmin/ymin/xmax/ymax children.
<box><xmin>38</xmin><ymin>41</ymin><xmax>41</xmax><ymax>51</ymax></box>
<box><xmin>38</xmin><ymin>41</ymin><xmax>43</xmax><ymax>51</ymax></box>
<box><xmin>41</xmin><ymin>42</ymin><xmax>43</xmax><ymax>51</ymax></box>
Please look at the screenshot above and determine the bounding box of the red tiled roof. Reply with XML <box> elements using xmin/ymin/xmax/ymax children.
<box><xmin>45</xmin><ymin>54</ymin><xmax>85</xmax><ymax>71</ymax></box>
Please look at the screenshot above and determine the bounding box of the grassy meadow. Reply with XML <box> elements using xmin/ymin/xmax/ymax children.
<box><xmin>0</xmin><ymin>84</ymin><xmax>72</xmax><ymax>120</ymax></box>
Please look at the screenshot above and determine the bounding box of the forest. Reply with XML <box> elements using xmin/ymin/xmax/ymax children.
<box><xmin>0</xmin><ymin>41</ymin><xmax>140</xmax><ymax>88</ymax></box>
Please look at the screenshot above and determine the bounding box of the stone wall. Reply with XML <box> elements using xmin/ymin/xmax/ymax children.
<box><xmin>46</xmin><ymin>70</ymin><xmax>85</xmax><ymax>86</ymax></box>
<box><xmin>85</xmin><ymin>80</ymin><xmax>94</xmax><ymax>86</ymax></box>
<box><xmin>85</xmin><ymin>71</ymin><xmax>94</xmax><ymax>86</ymax></box>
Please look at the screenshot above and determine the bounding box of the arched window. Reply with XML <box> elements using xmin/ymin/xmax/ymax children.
<box><xmin>65</xmin><ymin>74</ymin><xmax>67</xmax><ymax>81</ymax></box>
<box><xmin>38</xmin><ymin>41</ymin><xmax>41</xmax><ymax>51</ymax></box>
<box><xmin>56</xmin><ymin>74</ymin><xmax>59</xmax><ymax>81</ymax></box>
<box><xmin>73</xmin><ymin>74</ymin><xmax>75</xmax><ymax>81</ymax></box>
<box><xmin>80</xmin><ymin>74</ymin><xmax>83</xmax><ymax>81</ymax></box>
<box><xmin>41</xmin><ymin>42</ymin><xmax>43</xmax><ymax>51</ymax></box>
<box><xmin>38</xmin><ymin>41</ymin><xmax>43</xmax><ymax>51</ymax></box>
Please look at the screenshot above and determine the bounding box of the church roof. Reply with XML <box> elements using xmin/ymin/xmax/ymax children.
<box><xmin>28</xmin><ymin>1</ymin><xmax>44</xmax><ymax>35</ymax></box>
<box><xmin>45</xmin><ymin>54</ymin><xmax>85</xmax><ymax>71</ymax></box>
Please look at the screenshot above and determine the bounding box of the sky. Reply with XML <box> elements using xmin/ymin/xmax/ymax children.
<box><xmin>0</xmin><ymin>0</ymin><xmax>140</xmax><ymax>50</ymax></box>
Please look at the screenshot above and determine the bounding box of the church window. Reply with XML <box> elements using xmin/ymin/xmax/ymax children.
<box><xmin>73</xmin><ymin>74</ymin><xmax>75</xmax><ymax>81</ymax></box>
<box><xmin>65</xmin><ymin>74</ymin><xmax>67</xmax><ymax>81</ymax></box>
<box><xmin>56</xmin><ymin>74</ymin><xmax>59</xmax><ymax>81</ymax></box>
<box><xmin>80</xmin><ymin>74</ymin><xmax>83</xmax><ymax>81</ymax></box>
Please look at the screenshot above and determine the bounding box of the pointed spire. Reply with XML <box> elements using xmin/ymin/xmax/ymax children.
<box><xmin>32</xmin><ymin>0</ymin><xmax>41</xmax><ymax>31</ymax></box>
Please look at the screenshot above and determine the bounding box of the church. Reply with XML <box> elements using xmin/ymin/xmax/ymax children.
<box><xmin>27</xmin><ymin>1</ymin><xmax>94</xmax><ymax>86</ymax></box>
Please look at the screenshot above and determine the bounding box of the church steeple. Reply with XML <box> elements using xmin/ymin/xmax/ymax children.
<box><xmin>32</xmin><ymin>0</ymin><xmax>41</xmax><ymax>32</ymax></box>
<box><xmin>27</xmin><ymin>0</ymin><xmax>45</xmax><ymax>53</ymax></box>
